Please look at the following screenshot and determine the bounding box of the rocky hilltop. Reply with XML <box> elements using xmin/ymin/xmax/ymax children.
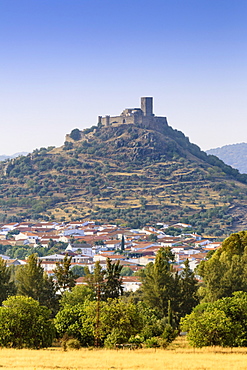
<box><xmin>1</xmin><ymin>99</ymin><xmax>247</xmax><ymax>235</ymax></box>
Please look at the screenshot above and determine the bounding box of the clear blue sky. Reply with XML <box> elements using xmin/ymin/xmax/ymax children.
<box><xmin>1</xmin><ymin>0</ymin><xmax>247</xmax><ymax>154</ymax></box>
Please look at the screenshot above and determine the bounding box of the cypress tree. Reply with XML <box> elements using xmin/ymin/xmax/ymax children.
<box><xmin>121</xmin><ymin>235</ymin><xmax>125</xmax><ymax>252</ymax></box>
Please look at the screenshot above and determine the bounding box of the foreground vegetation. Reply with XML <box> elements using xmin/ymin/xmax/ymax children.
<box><xmin>0</xmin><ymin>339</ymin><xmax>247</xmax><ymax>370</ymax></box>
<box><xmin>1</xmin><ymin>231</ymin><xmax>247</xmax><ymax>350</ymax></box>
<box><xmin>0</xmin><ymin>250</ymin><xmax>191</xmax><ymax>349</ymax></box>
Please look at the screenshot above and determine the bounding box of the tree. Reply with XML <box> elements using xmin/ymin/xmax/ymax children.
<box><xmin>181</xmin><ymin>291</ymin><xmax>247</xmax><ymax>347</ymax></box>
<box><xmin>16</xmin><ymin>254</ymin><xmax>58</xmax><ymax>314</ymax></box>
<box><xmin>60</xmin><ymin>285</ymin><xmax>94</xmax><ymax>309</ymax></box>
<box><xmin>121</xmin><ymin>235</ymin><xmax>125</xmax><ymax>252</ymax></box>
<box><xmin>100</xmin><ymin>299</ymin><xmax>143</xmax><ymax>347</ymax></box>
<box><xmin>16</xmin><ymin>254</ymin><xmax>46</xmax><ymax>301</ymax></box>
<box><xmin>70</xmin><ymin>128</ymin><xmax>81</xmax><ymax>141</ymax></box>
<box><xmin>148</xmin><ymin>233</ymin><xmax>158</xmax><ymax>242</ymax></box>
<box><xmin>120</xmin><ymin>266</ymin><xmax>134</xmax><ymax>276</ymax></box>
<box><xmin>84</xmin><ymin>260</ymin><xmax>104</xmax><ymax>297</ymax></box>
<box><xmin>85</xmin><ymin>258</ymin><xmax>123</xmax><ymax>300</ymax></box>
<box><xmin>55</xmin><ymin>297</ymin><xmax>178</xmax><ymax>348</ymax></box>
<box><xmin>71</xmin><ymin>265</ymin><xmax>86</xmax><ymax>277</ymax></box>
<box><xmin>0</xmin><ymin>257</ymin><xmax>16</xmax><ymax>304</ymax></box>
<box><xmin>0</xmin><ymin>296</ymin><xmax>55</xmax><ymax>348</ymax></box>
<box><xmin>48</xmin><ymin>238</ymin><xmax>55</xmax><ymax>248</ymax></box>
<box><xmin>94</xmin><ymin>239</ymin><xmax>105</xmax><ymax>246</ymax></box>
<box><xmin>178</xmin><ymin>259</ymin><xmax>199</xmax><ymax>317</ymax></box>
<box><xmin>104</xmin><ymin>258</ymin><xmax>123</xmax><ymax>300</ymax></box>
<box><xmin>139</xmin><ymin>197</ymin><xmax>147</xmax><ymax>209</ymax></box>
<box><xmin>140</xmin><ymin>247</ymin><xmax>176</xmax><ymax>317</ymax></box>
<box><xmin>41</xmin><ymin>273</ymin><xmax>60</xmax><ymax>316</ymax></box>
<box><xmin>54</xmin><ymin>298</ymin><xmax>143</xmax><ymax>348</ymax></box>
<box><xmin>135</xmin><ymin>301</ymin><xmax>169</xmax><ymax>339</ymax></box>
<box><xmin>197</xmin><ymin>231</ymin><xmax>247</xmax><ymax>302</ymax></box>
<box><xmin>53</xmin><ymin>254</ymin><xmax>77</xmax><ymax>293</ymax></box>
<box><xmin>54</xmin><ymin>302</ymin><xmax>95</xmax><ymax>347</ymax></box>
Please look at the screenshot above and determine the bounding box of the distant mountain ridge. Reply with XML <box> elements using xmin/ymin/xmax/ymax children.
<box><xmin>0</xmin><ymin>152</ymin><xmax>28</xmax><ymax>162</ymax></box>
<box><xmin>206</xmin><ymin>143</ymin><xmax>247</xmax><ymax>174</ymax></box>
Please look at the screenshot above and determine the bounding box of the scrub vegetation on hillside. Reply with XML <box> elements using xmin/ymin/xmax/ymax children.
<box><xmin>1</xmin><ymin>122</ymin><xmax>247</xmax><ymax>234</ymax></box>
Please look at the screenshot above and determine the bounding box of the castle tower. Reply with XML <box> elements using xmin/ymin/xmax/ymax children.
<box><xmin>105</xmin><ymin>115</ymin><xmax>110</xmax><ymax>126</ymax></box>
<box><xmin>141</xmin><ymin>97</ymin><xmax>153</xmax><ymax>116</ymax></box>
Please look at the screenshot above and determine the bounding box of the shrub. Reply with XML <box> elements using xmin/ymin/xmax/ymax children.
<box><xmin>54</xmin><ymin>304</ymin><xmax>94</xmax><ymax>347</ymax></box>
<box><xmin>66</xmin><ymin>338</ymin><xmax>81</xmax><ymax>349</ymax></box>
<box><xmin>0</xmin><ymin>296</ymin><xmax>54</xmax><ymax>349</ymax></box>
<box><xmin>104</xmin><ymin>328</ymin><xmax>128</xmax><ymax>348</ymax></box>
<box><xmin>181</xmin><ymin>292</ymin><xmax>247</xmax><ymax>347</ymax></box>
<box><xmin>162</xmin><ymin>324</ymin><xmax>178</xmax><ymax>344</ymax></box>
<box><xmin>70</xmin><ymin>129</ymin><xmax>81</xmax><ymax>141</ymax></box>
<box><xmin>144</xmin><ymin>337</ymin><xmax>168</xmax><ymax>348</ymax></box>
<box><xmin>128</xmin><ymin>335</ymin><xmax>144</xmax><ymax>347</ymax></box>
<box><xmin>145</xmin><ymin>337</ymin><xmax>160</xmax><ymax>348</ymax></box>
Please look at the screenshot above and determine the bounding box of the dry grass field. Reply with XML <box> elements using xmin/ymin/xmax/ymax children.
<box><xmin>0</xmin><ymin>339</ymin><xmax>247</xmax><ymax>370</ymax></box>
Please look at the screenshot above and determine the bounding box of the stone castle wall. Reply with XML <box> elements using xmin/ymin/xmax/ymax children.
<box><xmin>141</xmin><ymin>116</ymin><xmax>168</xmax><ymax>131</ymax></box>
<box><xmin>98</xmin><ymin>97</ymin><xmax>168</xmax><ymax>132</ymax></box>
<box><xmin>100</xmin><ymin>114</ymin><xmax>143</xmax><ymax>127</ymax></box>
<box><xmin>100</xmin><ymin>114</ymin><xmax>168</xmax><ymax>132</ymax></box>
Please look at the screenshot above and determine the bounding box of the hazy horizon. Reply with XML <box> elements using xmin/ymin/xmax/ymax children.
<box><xmin>1</xmin><ymin>0</ymin><xmax>247</xmax><ymax>154</ymax></box>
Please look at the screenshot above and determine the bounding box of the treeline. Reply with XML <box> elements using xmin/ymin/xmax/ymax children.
<box><xmin>1</xmin><ymin>231</ymin><xmax>247</xmax><ymax>349</ymax></box>
<box><xmin>0</xmin><ymin>240</ymin><xmax>68</xmax><ymax>259</ymax></box>
<box><xmin>181</xmin><ymin>230</ymin><xmax>247</xmax><ymax>347</ymax></box>
<box><xmin>0</xmin><ymin>248</ymin><xmax>197</xmax><ymax>349</ymax></box>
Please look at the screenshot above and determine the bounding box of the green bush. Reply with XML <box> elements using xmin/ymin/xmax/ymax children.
<box><xmin>162</xmin><ymin>324</ymin><xmax>178</xmax><ymax>344</ymax></box>
<box><xmin>0</xmin><ymin>296</ymin><xmax>54</xmax><ymax>349</ymax></box>
<box><xmin>70</xmin><ymin>129</ymin><xmax>81</xmax><ymax>141</ymax></box>
<box><xmin>104</xmin><ymin>328</ymin><xmax>128</xmax><ymax>348</ymax></box>
<box><xmin>144</xmin><ymin>337</ymin><xmax>169</xmax><ymax>348</ymax></box>
<box><xmin>128</xmin><ymin>335</ymin><xmax>144</xmax><ymax>347</ymax></box>
<box><xmin>54</xmin><ymin>304</ymin><xmax>95</xmax><ymax>347</ymax></box>
<box><xmin>181</xmin><ymin>292</ymin><xmax>247</xmax><ymax>347</ymax></box>
<box><xmin>66</xmin><ymin>338</ymin><xmax>81</xmax><ymax>349</ymax></box>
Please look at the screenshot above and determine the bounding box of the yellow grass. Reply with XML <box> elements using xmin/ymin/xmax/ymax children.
<box><xmin>0</xmin><ymin>341</ymin><xmax>247</xmax><ymax>370</ymax></box>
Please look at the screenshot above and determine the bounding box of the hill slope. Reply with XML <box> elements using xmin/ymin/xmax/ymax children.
<box><xmin>206</xmin><ymin>143</ymin><xmax>247</xmax><ymax>174</ymax></box>
<box><xmin>1</xmin><ymin>120</ymin><xmax>247</xmax><ymax>236</ymax></box>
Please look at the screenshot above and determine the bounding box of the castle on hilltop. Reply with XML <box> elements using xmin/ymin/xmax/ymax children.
<box><xmin>98</xmin><ymin>97</ymin><xmax>168</xmax><ymax>130</ymax></box>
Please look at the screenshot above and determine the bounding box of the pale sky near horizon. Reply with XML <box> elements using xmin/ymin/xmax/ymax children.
<box><xmin>1</xmin><ymin>0</ymin><xmax>247</xmax><ymax>155</ymax></box>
